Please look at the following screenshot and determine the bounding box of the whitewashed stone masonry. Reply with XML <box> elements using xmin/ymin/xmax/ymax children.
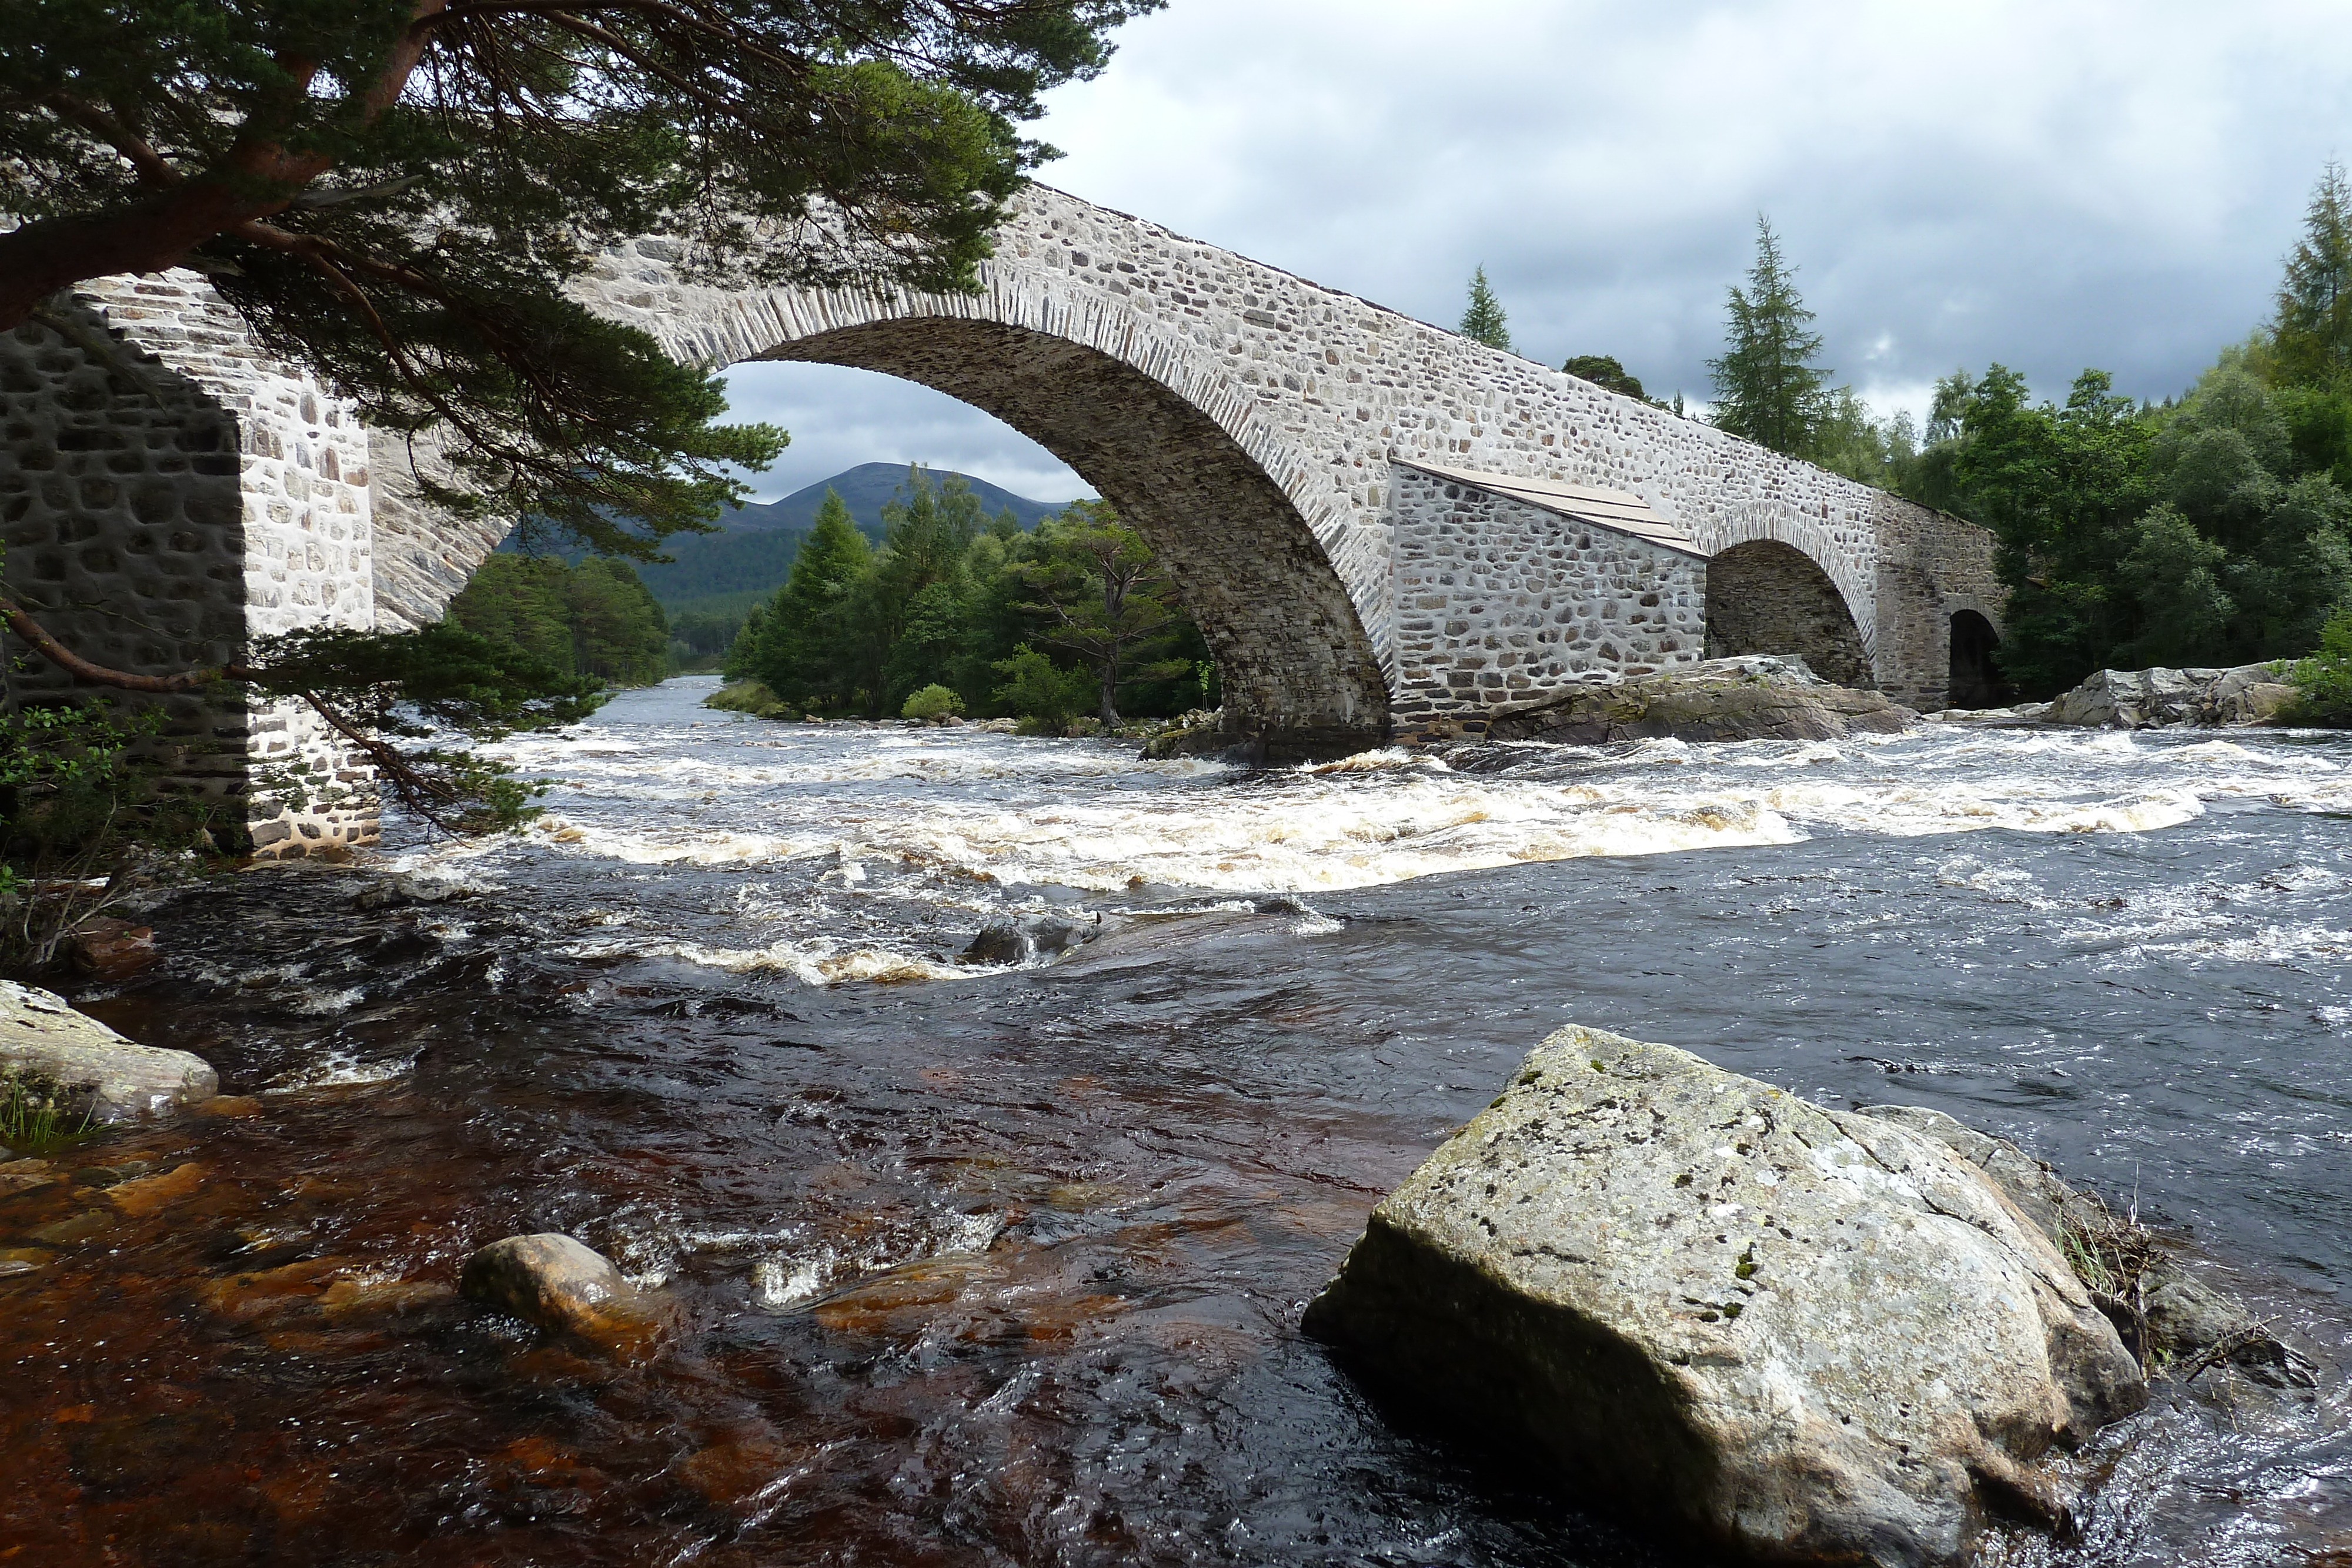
<box><xmin>1388</xmin><ymin>464</ymin><xmax>1706</xmax><ymax>720</ymax></box>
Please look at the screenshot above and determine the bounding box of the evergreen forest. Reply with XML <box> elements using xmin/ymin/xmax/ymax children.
<box><xmin>720</xmin><ymin>472</ymin><xmax>1214</xmax><ymax>729</ymax></box>
<box><xmin>443</xmin><ymin>556</ymin><xmax>673</xmax><ymax>690</ymax></box>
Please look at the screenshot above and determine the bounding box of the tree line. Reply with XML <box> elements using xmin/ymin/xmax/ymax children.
<box><xmin>443</xmin><ymin>555</ymin><xmax>673</xmax><ymax>689</ymax></box>
<box><xmin>721</xmin><ymin>471</ymin><xmax>1213</xmax><ymax>728</ymax></box>
<box><xmin>1460</xmin><ymin>166</ymin><xmax>2352</xmax><ymax>701</ymax></box>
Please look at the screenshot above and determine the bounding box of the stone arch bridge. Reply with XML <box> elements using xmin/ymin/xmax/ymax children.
<box><xmin>2</xmin><ymin>186</ymin><xmax>2000</xmax><ymax>855</ymax></box>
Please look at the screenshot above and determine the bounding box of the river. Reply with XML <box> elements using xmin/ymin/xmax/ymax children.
<box><xmin>5</xmin><ymin>674</ymin><xmax>2350</xmax><ymax>1565</ymax></box>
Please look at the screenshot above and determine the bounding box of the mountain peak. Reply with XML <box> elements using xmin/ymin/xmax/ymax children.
<box><xmin>724</xmin><ymin>464</ymin><xmax>1077</xmax><ymax>537</ymax></box>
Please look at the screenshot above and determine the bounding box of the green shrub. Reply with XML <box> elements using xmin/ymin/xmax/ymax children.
<box><xmin>703</xmin><ymin>679</ymin><xmax>796</xmax><ymax>720</ymax></box>
<box><xmin>900</xmin><ymin>684</ymin><xmax>964</xmax><ymax>721</ymax></box>
<box><xmin>2288</xmin><ymin>605</ymin><xmax>2352</xmax><ymax>725</ymax></box>
<box><xmin>991</xmin><ymin>646</ymin><xmax>1093</xmax><ymax>731</ymax></box>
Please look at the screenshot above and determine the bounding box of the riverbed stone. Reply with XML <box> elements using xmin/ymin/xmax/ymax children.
<box><xmin>1303</xmin><ymin>1025</ymin><xmax>2146</xmax><ymax>1567</ymax></box>
<box><xmin>1482</xmin><ymin>655</ymin><xmax>1916</xmax><ymax>744</ymax></box>
<box><xmin>0</xmin><ymin>979</ymin><xmax>218</xmax><ymax>1123</ymax></box>
<box><xmin>460</xmin><ymin>1233</ymin><xmax>663</xmax><ymax>1352</ymax></box>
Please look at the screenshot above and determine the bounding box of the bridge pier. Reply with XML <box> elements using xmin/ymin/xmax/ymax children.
<box><xmin>1</xmin><ymin>279</ymin><xmax>381</xmax><ymax>858</ymax></box>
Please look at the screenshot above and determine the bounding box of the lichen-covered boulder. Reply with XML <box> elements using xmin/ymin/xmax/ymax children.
<box><xmin>1303</xmin><ymin>1027</ymin><xmax>2146</xmax><ymax>1567</ymax></box>
<box><xmin>1483</xmin><ymin>656</ymin><xmax>1915</xmax><ymax>744</ymax></box>
<box><xmin>0</xmin><ymin>979</ymin><xmax>217</xmax><ymax>1123</ymax></box>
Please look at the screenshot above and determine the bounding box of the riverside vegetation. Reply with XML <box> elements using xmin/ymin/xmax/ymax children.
<box><xmin>1510</xmin><ymin>172</ymin><xmax>2352</xmax><ymax>713</ymax></box>
<box><xmin>710</xmin><ymin>472</ymin><xmax>1215</xmax><ymax>733</ymax></box>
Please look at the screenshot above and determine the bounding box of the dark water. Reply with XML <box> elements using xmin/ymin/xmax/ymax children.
<box><xmin>5</xmin><ymin>677</ymin><xmax>2351</xmax><ymax>1564</ymax></box>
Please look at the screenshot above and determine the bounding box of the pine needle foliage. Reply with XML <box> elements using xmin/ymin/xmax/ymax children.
<box><xmin>2271</xmin><ymin>162</ymin><xmax>2352</xmax><ymax>392</ymax></box>
<box><xmin>1459</xmin><ymin>266</ymin><xmax>1513</xmax><ymax>352</ymax></box>
<box><xmin>1708</xmin><ymin>216</ymin><xmax>1832</xmax><ymax>456</ymax></box>
<box><xmin>0</xmin><ymin>0</ymin><xmax>1162</xmax><ymax>558</ymax></box>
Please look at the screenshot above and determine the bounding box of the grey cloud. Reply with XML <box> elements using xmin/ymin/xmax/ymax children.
<box><xmin>723</xmin><ymin>2</ymin><xmax>2350</xmax><ymax>487</ymax></box>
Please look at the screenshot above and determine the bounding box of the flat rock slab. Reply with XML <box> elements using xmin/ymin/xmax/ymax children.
<box><xmin>1484</xmin><ymin>656</ymin><xmax>1916</xmax><ymax>744</ymax></box>
<box><xmin>1304</xmin><ymin>1026</ymin><xmax>2146</xmax><ymax>1568</ymax></box>
<box><xmin>0</xmin><ymin>980</ymin><xmax>217</xmax><ymax>1123</ymax></box>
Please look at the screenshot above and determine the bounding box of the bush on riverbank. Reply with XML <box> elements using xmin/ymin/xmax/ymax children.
<box><xmin>704</xmin><ymin>680</ymin><xmax>797</xmax><ymax>720</ymax></box>
<box><xmin>2287</xmin><ymin>606</ymin><xmax>2352</xmax><ymax>724</ymax></box>
<box><xmin>900</xmin><ymin>684</ymin><xmax>964</xmax><ymax>721</ymax></box>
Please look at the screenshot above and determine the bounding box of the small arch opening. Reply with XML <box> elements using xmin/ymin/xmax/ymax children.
<box><xmin>1949</xmin><ymin>609</ymin><xmax>2004</xmax><ymax>708</ymax></box>
<box><xmin>1702</xmin><ymin>539</ymin><xmax>1871</xmax><ymax>687</ymax></box>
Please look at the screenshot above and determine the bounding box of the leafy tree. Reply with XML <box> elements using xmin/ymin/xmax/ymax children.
<box><xmin>990</xmin><ymin>644</ymin><xmax>1092</xmax><ymax>731</ymax></box>
<box><xmin>1708</xmin><ymin>216</ymin><xmax>1831</xmax><ymax>456</ymax></box>
<box><xmin>1013</xmin><ymin>501</ymin><xmax>1188</xmax><ymax>723</ymax></box>
<box><xmin>2289</xmin><ymin>605</ymin><xmax>2352</xmax><ymax>725</ymax></box>
<box><xmin>2270</xmin><ymin>162</ymin><xmax>2352</xmax><ymax>390</ymax></box>
<box><xmin>1947</xmin><ymin>366</ymin><xmax>2154</xmax><ymax>693</ymax></box>
<box><xmin>900</xmin><ymin>684</ymin><xmax>964</xmax><ymax>721</ymax></box>
<box><xmin>1459</xmin><ymin>265</ymin><xmax>1513</xmax><ymax>352</ymax></box>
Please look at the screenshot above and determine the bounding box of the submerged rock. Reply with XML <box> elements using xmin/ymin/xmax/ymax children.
<box><xmin>1304</xmin><ymin>1025</ymin><xmax>2146</xmax><ymax>1568</ymax></box>
<box><xmin>0</xmin><ymin>979</ymin><xmax>218</xmax><ymax>1123</ymax></box>
<box><xmin>962</xmin><ymin>914</ymin><xmax>1102</xmax><ymax>965</ymax></box>
<box><xmin>352</xmin><ymin>872</ymin><xmax>485</xmax><ymax>911</ymax></box>
<box><xmin>1482</xmin><ymin>656</ymin><xmax>1916</xmax><ymax>744</ymax></box>
<box><xmin>2044</xmin><ymin>663</ymin><xmax>2298</xmax><ymax>729</ymax></box>
<box><xmin>460</xmin><ymin>1233</ymin><xmax>664</xmax><ymax>1353</ymax></box>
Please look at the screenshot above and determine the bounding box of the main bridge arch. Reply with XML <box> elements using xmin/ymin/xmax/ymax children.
<box><xmin>560</xmin><ymin>185</ymin><xmax>2003</xmax><ymax>733</ymax></box>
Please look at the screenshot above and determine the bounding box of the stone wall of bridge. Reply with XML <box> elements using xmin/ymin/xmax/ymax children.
<box><xmin>0</xmin><ymin>273</ymin><xmax>379</xmax><ymax>857</ymax></box>
<box><xmin>1388</xmin><ymin>464</ymin><xmax>1706</xmax><ymax>723</ymax></box>
<box><xmin>2</xmin><ymin>186</ymin><xmax>2005</xmax><ymax>855</ymax></box>
<box><xmin>570</xmin><ymin>184</ymin><xmax>2001</xmax><ymax>727</ymax></box>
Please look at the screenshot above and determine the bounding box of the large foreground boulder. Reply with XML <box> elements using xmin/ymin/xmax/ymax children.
<box><xmin>1484</xmin><ymin>656</ymin><xmax>1915</xmax><ymax>744</ymax></box>
<box><xmin>1304</xmin><ymin>1027</ymin><xmax>2146</xmax><ymax>1567</ymax></box>
<box><xmin>2044</xmin><ymin>664</ymin><xmax>2297</xmax><ymax>728</ymax></box>
<box><xmin>0</xmin><ymin>979</ymin><xmax>217</xmax><ymax>1123</ymax></box>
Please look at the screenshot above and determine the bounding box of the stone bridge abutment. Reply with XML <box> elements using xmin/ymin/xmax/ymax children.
<box><xmin>3</xmin><ymin>185</ymin><xmax>2003</xmax><ymax>852</ymax></box>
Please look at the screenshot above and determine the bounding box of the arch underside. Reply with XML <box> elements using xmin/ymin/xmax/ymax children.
<box><xmin>1703</xmin><ymin>539</ymin><xmax>1873</xmax><ymax>688</ymax></box>
<box><xmin>757</xmin><ymin>317</ymin><xmax>1390</xmax><ymax>740</ymax></box>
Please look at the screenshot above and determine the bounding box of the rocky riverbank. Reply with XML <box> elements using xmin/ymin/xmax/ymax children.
<box><xmin>1933</xmin><ymin>662</ymin><xmax>2302</xmax><ymax>730</ymax></box>
<box><xmin>1480</xmin><ymin>655</ymin><xmax>1915</xmax><ymax>744</ymax></box>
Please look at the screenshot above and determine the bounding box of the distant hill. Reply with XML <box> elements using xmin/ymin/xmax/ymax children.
<box><xmin>626</xmin><ymin>464</ymin><xmax>1077</xmax><ymax>637</ymax></box>
<box><xmin>717</xmin><ymin>462</ymin><xmax>1072</xmax><ymax>538</ymax></box>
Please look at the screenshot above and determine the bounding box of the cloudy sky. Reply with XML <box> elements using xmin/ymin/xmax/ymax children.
<box><xmin>721</xmin><ymin>0</ymin><xmax>2352</xmax><ymax>504</ymax></box>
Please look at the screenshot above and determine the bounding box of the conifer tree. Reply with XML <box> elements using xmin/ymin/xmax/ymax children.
<box><xmin>744</xmin><ymin>489</ymin><xmax>872</xmax><ymax>711</ymax></box>
<box><xmin>2271</xmin><ymin>162</ymin><xmax>2352</xmax><ymax>389</ymax></box>
<box><xmin>1459</xmin><ymin>266</ymin><xmax>1514</xmax><ymax>352</ymax></box>
<box><xmin>1708</xmin><ymin>216</ymin><xmax>1832</xmax><ymax>456</ymax></box>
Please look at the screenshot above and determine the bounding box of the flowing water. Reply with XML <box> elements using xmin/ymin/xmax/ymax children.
<box><xmin>6</xmin><ymin>675</ymin><xmax>2352</xmax><ymax>1566</ymax></box>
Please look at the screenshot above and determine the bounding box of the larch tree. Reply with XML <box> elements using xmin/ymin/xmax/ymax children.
<box><xmin>2271</xmin><ymin>162</ymin><xmax>2352</xmax><ymax>389</ymax></box>
<box><xmin>1459</xmin><ymin>265</ymin><xmax>1512</xmax><ymax>352</ymax></box>
<box><xmin>1708</xmin><ymin>216</ymin><xmax>1832</xmax><ymax>457</ymax></box>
